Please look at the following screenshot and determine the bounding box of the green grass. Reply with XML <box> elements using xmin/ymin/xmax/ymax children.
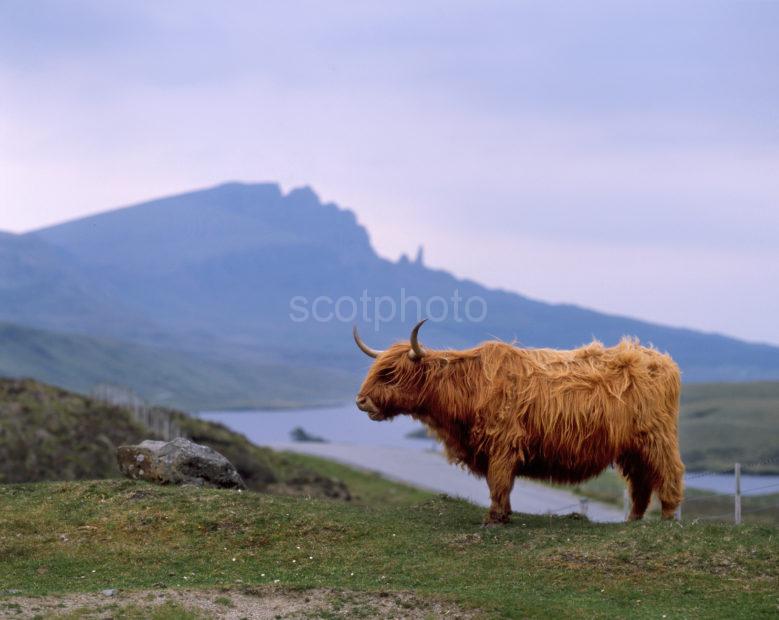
<box><xmin>56</xmin><ymin>601</ymin><xmax>205</xmax><ymax>619</ymax></box>
<box><xmin>0</xmin><ymin>378</ymin><xmax>352</xmax><ymax>501</ymax></box>
<box><xmin>680</xmin><ymin>381</ymin><xmax>779</xmax><ymax>473</ymax></box>
<box><xmin>0</xmin><ymin>479</ymin><xmax>776</xmax><ymax>619</ymax></box>
<box><xmin>276</xmin><ymin>451</ymin><xmax>432</xmax><ymax>506</ymax></box>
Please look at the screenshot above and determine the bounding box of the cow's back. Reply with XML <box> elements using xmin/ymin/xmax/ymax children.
<box><xmin>477</xmin><ymin>338</ymin><xmax>680</xmax><ymax>483</ymax></box>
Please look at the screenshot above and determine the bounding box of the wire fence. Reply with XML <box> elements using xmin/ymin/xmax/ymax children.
<box><xmin>641</xmin><ymin>461</ymin><xmax>778</xmax><ymax>524</ymax></box>
<box><xmin>692</xmin><ymin>502</ymin><xmax>779</xmax><ymax>522</ymax></box>
<box><xmin>685</xmin><ymin>455</ymin><xmax>778</xmax><ymax>479</ymax></box>
<box><xmin>741</xmin><ymin>481</ymin><xmax>779</xmax><ymax>495</ymax></box>
<box><xmin>91</xmin><ymin>384</ymin><xmax>185</xmax><ymax>441</ymax></box>
<box><xmin>541</xmin><ymin>459</ymin><xmax>779</xmax><ymax>524</ymax></box>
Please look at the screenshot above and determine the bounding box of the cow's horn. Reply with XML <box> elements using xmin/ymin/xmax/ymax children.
<box><xmin>408</xmin><ymin>319</ymin><xmax>427</xmax><ymax>360</ymax></box>
<box><xmin>353</xmin><ymin>325</ymin><xmax>382</xmax><ymax>358</ymax></box>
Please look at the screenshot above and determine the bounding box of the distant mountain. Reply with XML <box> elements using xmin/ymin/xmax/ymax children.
<box><xmin>30</xmin><ymin>183</ymin><xmax>381</xmax><ymax>364</ymax></box>
<box><xmin>0</xmin><ymin>181</ymin><xmax>777</xmax><ymax>406</ymax></box>
<box><xmin>0</xmin><ymin>231</ymin><xmax>150</xmax><ymax>337</ymax></box>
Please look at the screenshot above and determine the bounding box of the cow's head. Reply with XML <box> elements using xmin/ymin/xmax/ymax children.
<box><xmin>353</xmin><ymin>319</ymin><xmax>431</xmax><ymax>421</ymax></box>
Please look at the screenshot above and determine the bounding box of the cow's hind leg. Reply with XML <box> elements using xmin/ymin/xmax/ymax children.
<box><xmin>484</xmin><ymin>458</ymin><xmax>515</xmax><ymax>525</ymax></box>
<box><xmin>618</xmin><ymin>452</ymin><xmax>653</xmax><ymax>521</ymax></box>
<box><xmin>652</xmin><ymin>442</ymin><xmax>685</xmax><ymax>520</ymax></box>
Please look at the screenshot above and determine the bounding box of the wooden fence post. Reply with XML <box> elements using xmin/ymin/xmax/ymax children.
<box><xmin>579</xmin><ymin>498</ymin><xmax>589</xmax><ymax>518</ymax></box>
<box><xmin>734</xmin><ymin>462</ymin><xmax>742</xmax><ymax>525</ymax></box>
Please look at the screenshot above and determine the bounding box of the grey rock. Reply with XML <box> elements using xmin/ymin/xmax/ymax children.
<box><xmin>117</xmin><ymin>437</ymin><xmax>246</xmax><ymax>489</ymax></box>
<box><xmin>101</xmin><ymin>589</ymin><xmax>118</xmax><ymax>597</ymax></box>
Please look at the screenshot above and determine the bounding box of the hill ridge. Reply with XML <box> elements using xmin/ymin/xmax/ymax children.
<box><xmin>0</xmin><ymin>181</ymin><xmax>774</xmax><ymax>387</ymax></box>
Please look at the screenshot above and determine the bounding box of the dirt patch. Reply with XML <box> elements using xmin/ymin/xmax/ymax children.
<box><xmin>0</xmin><ymin>586</ymin><xmax>476</xmax><ymax>619</ymax></box>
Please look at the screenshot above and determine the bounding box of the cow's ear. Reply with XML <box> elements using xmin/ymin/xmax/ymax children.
<box><xmin>435</xmin><ymin>357</ymin><xmax>450</xmax><ymax>369</ymax></box>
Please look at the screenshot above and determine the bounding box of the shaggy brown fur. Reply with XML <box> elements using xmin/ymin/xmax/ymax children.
<box><xmin>356</xmin><ymin>335</ymin><xmax>684</xmax><ymax>524</ymax></box>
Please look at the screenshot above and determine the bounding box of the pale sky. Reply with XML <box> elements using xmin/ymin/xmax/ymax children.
<box><xmin>1</xmin><ymin>1</ymin><xmax>778</xmax><ymax>344</ymax></box>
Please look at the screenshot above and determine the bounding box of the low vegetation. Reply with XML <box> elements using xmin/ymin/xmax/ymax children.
<box><xmin>0</xmin><ymin>378</ymin><xmax>349</xmax><ymax>499</ymax></box>
<box><xmin>679</xmin><ymin>381</ymin><xmax>779</xmax><ymax>473</ymax></box>
<box><xmin>0</xmin><ymin>477</ymin><xmax>776</xmax><ymax>619</ymax></box>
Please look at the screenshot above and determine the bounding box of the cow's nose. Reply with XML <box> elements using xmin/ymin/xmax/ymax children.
<box><xmin>356</xmin><ymin>395</ymin><xmax>367</xmax><ymax>408</ymax></box>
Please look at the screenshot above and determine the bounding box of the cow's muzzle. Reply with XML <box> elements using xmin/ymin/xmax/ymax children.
<box><xmin>356</xmin><ymin>395</ymin><xmax>383</xmax><ymax>420</ymax></box>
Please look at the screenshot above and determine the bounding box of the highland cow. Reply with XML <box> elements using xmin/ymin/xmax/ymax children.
<box><xmin>354</xmin><ymin>320</ymin><xmax>684</xmax><ymax>524</ymax></box>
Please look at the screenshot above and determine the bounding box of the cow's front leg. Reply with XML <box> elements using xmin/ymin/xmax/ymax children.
<box><xmin>484</xmin><ymin>459</ymin><xmax>515</xmax><ymax>525</ymax></box>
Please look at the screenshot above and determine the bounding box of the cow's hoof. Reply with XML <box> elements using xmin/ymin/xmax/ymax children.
<box><xmin>481</xmin><ymin>521</ymin><xmax>503</xmax><ymax>528</ymax></box>
<box><xmin>482</xmin><ymin>514</ymin><xmax>510</xmax><ymax>527</ymax></box>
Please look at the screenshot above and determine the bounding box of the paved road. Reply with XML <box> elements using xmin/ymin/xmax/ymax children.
<box><xmin>272</xmin><ymin>442</ymin><xmax>625</xmax><ymax>523</ymax></box>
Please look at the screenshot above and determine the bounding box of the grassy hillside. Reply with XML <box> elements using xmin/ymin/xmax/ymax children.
<box><xmin>0</xmin><ymin>377</ymin><xmax>776</xmax><ymax>616</ymax></box>
<box><xmin>679</xmin><ymin>381</ymin><xmax>779</xmax><ymax>473</ymax></box>
<box><xmin>0</xmin><ymin>478</ymin><xmax>776</xmax><ymax>618</ymax></box>
<box><xmin>0</xmin><ymin>378</ymin><xmax>349</xmax><ymax>500</ymax></box>
<box><xmin>0</xmin><ymin>322</ymin><xmax>355</xmax><ymax>410</ymax></box>
<box><xmin>0</xmin><ymin>379</ymin><xmax>149</xmax><ymax>484</ymax></box>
